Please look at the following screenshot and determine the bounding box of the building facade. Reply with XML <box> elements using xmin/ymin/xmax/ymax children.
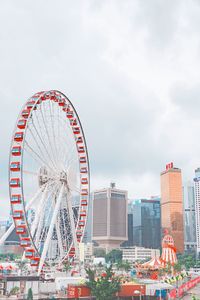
<box><xmin>123</xmin><ymin>197</ymin><xmax>161</xmax><ymax>249</ymax></box>
<box><xmin>160</xmin><ymin>163</ymin><xmax>184</xmax><ymax>253</ymax></box>
<box><xmin>92</xmin><ymin>183</ymin><xmax>128</xmax><ymax>251</ymax></box>
<box><xmin>79</xmin><ymin>242</ymin><xmax>93</xmax><ymax>263</ymax></box>
<box><xmin>194</xmin><ymin>168</ymin><xmax>200</xmax><ymax>257</ymax></box>
<box><xmin>183</xmin><ymin>181</ymin><xmax>196</xmax><ymax>252</ymax></box>
<box><xmin>122</xmin><ymin>246</ymin><xmax>160</xmax><ymax>263</ymax></box>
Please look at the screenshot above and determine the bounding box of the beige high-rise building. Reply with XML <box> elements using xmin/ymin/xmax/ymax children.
<box><xmin>160</xmin><ymin>163</ymin><xmax>184</xmax><ymax>253</ymax></box>
<box><xmin>92</xmin><ymin>183</ymin><xmax>128</xmax><ymax>251</ymax></box>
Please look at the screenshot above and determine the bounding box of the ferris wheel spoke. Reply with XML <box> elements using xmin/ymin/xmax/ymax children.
<box><xmin>24</xmin><ymin>141</ymin><xmax>55</xmax><ymax>173</ymax></box>
<box><xmin>49</xmin><ymin>101</ymin><xmax>60</xmax><ymax>168</ymax></box>
<box><xmin>39</xmin><ymin>102</ymin><xmax>58</xmax><ymax>170</ymax></box>
<box><xmin>26</xmin><ymin>125</ymin><xmax>52</xmax><ymax>169</ymax></box>
<box><xmin>34</xmin><ymin>183</ymin><xmax>57</xmax><ymax>248</ymax></box>
<box><xmin>37</xmin><ymin>183</ymin><xmax>65</xmax><ymax>275</ymax></box>
<box><xmin>29</xmin><ymin>117</ymin><xmax>58</xmax><ymax>171</ymax></box>
<box><xmin>25</xmin><ymin>186</ymin><xmax>45</xmax><ymax>210</ymax></box>
<box><xmin>30</xmin><ymin>184</ymin><xmax>50</xmax><ymax>238</ymax></box>
<box><xmin>63</xmin><ymin>145</ymin><xmax>78</xmax><ymax>170</ymax></box>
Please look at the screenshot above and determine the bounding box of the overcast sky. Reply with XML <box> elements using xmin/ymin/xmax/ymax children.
<box><xmin>1</xmin><ymin>0</ymin><xmax>200</xmax><ymax>219</ymax></box>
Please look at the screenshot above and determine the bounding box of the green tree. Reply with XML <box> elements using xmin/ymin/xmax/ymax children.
<box><xmin>27</xmin><ymin>288</ymin><xmax>33</xmax><ymax>300</ymax></box>
<box><xmin>105</xmin><ymin>249</ymin><xmax>122</xmax><ymax>264</ymax></box>
<box><xmin>86</xmin><ymin>265</ymin><xmax>121</xmax><ymax>300</ymax></box>
<box><xmin>63</xmin><ymin>261</ymin><xmax>72</xmax><ymax>273</ymax></box>
<box><xmin>173</xmin><ymin>262</ymin><xmax>182</xmax><ymax>273</ymax></box>
<box><xmin>10</xmin><ymin>286</ymin><xmax>20</xmax><ymax>295</ymax></box>
<box><xmin>116</xmin><ymin>260</ymin><xmax>131</xmax><ymax>272</ymax></box>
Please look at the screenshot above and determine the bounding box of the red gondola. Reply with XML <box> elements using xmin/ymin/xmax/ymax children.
<box><xmin>76</xmin><ymin>230</ymin><xmax>82</xmax><ymax>237</ymax></box>
<box><xmin>80</xmin><ymin>167</ymin><xmax>87</xmax><ymax>174</ymax></box>
<box><xmin>27</xmin><ymin>100</ymin><xmax>35</xmax><ymax>110</ymax></box>
<box><xmin>12</xmin><ymin>146</ymin><xmax>21</xmax><ymax>156</ymax></box>
<box><xmin>80</xmin><ymin>210</ymin><xmax>86</xmax><ymax>217</ymax></box>
<box><xmin>76</xmin><ymin>136</ymin><xmax>83</xmax><ymax>144</ymax></box>
<box><xmin>20</xmin><ymin>237</ymin><xmax>31</xmax><ymax>248</ymax></box>
<box><xmin>73</xmin><ymin>127</ymin><xmax>80</xmax><ymax>134</ymax></box>
<box><xmin>78</xmin><ymin>220</ymin><xmax>85</xmax><ymax>227</ymax></box>
<box><xmin>30</xmin><ymin>257</ymin><xmax>40</xmax><ymax>266</ymax></box>
<box><xmin>66</xmin><ymin>111</ymin><xmax>74</xmax><ymax>118</ymax></box>
<box><xmin>11</xmin><ymin>194</ymin><xmax>21</xmax><ymax>204</ymax></box>
<box><xmin>10</xmin><ymin>178</ymin><xmax>20</xmax><ymax>188</ymax></box>
<box><xmin>77</xmin><ymin>146</ymin><xmax>85</xmax><ymax>153</ymax></box>
<box><xmin>79</xmin><ymin>157</ymin><xmax>86</xmax><ymax>164</ymax></box>
<box><xmin>81</xmin><ymin>178</ymin><xmax>88</xmax><ymax>185</ymax></box>
<box><xmin>16</xmin><ymin>225</ymin><xmax>26</xmax><ymax>234</ymax></box>
<box><xmin>70</xmin><ymin>119</ymin><xmax>77</xmax><ymax>126</ymax></box>
<box><xmin>25</xmin><ymin>248</ymin><xmax>35</xmax><ymax>259</ymax></box>
<box><xmin>22</xmin><ymin>109</ymin><xmax>30</xmax><ymax>119</ymax></box>
<box><xmin>14</xmin><ymin>132</ymin><xmax>23</xmax><ymax>142</ymax></box>
<box><xmin>58</xmin><ymin>99</ymin><xmax>65</xmax><ymax>107</ymax></box>
<box><xmin>17</xmin><ymin>119</ymin><xmax>26</xmax><ymax>129</ymax></box>
<box><xmin>10</xmin><ymin>162</ymin><xmax>20</xmax><ymax>172</ymax></box>
<box><xmin>81</xmin><ymin>189</ymin><xmax>88</xmax><ymax>196</ymax></box>
<box><xmin>13</xmin><ymin>210</ymin><xmax>23</xmax><ymax>220</ymax></box>
<box><xmin>81</xmin><ymin>199</ymin><xmax>88</xmax><ymax>206</ymax></box>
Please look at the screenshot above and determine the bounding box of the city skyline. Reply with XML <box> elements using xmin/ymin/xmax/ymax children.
<box><xmin>2</xmin><ymin>1</ymin><xmax>200</xmax><ymax>219</ymax></box>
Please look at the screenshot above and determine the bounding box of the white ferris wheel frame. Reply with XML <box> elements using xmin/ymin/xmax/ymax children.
<box><xmin>8</xmin><ymin>90</ymin><xmax>90</xmax><ymax>275</ymax></box>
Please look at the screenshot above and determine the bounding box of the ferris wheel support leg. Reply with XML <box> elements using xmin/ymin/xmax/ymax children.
<box><xmin>0</xmin><ymin>188</ymin><xmax>43</xmax><ymax>247</ymax></box>
<box><xmin>0</xmin><ymin>223</ymin><xmax>15</xmax><ymax>246</ymax></box>
<box><xmin>31</xmin><ymin>185</ymin><xmax>49</xmax><ymax>238</ymax></box>
<box><xmin>26</xmin><ymin>186</ymin><xmax>44</xmax><ymax>210</ymax></box>
<box><xmin>37</xmin><ymin>184</ymin><xmax>64</xmax><ymax>276</ymax></box>
<box><xmin>67</xmin><ymin>191</ymin><xmax>79</xmax><ymax>261</ymax></box>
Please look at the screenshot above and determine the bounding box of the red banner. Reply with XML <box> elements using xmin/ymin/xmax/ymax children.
<box><xmin>169</xmin><ymin>276</ymin><xmax>200</xmax><ymax>299</ymax></box>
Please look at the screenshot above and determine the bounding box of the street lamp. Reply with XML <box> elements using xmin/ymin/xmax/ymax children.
<box><xmin>133</xmin><ymin>289</ymin><xmax>141</xmax><ymax>300</ymax></box>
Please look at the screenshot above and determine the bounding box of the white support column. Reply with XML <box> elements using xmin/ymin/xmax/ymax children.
<box><xmin>31</xmin><ymin>185</ymin><xmax>49</xmax><ymax>238</ymax></box>
<box><xmin>67</xmin><ymin>190</ymin><xmax>79</xmax><ymax>260</ymax></box>
<box><xmin>0</xmin><ymin>223</ymin><xmax>14</xmax><ymax>246</ymax></box>
<box><xmin>0</xmin><ymin>188</ymin><xmax>43</xmax><ymax>246</ymax></box>
<box><xmin>37</xmin><ymin>184</ymin><xmax>64</xmax><ymax>275</ymax></box>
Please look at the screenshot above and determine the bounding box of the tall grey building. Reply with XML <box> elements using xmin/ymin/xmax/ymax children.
<box><xmin>92</xmin><ymin>183</ymin><xmax>128</xmax><ymax>251</ymax></box>
<box><xmin>122</xmin><ymin>197</ymin><xmax>161</xmax><ymax>250</ymax></box>
<box><xmin>183</xmin><ymin>181</ymin><xmax>196</xmax><ymax>252</ymax></box>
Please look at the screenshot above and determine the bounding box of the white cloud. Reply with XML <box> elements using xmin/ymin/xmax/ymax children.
<box><xmin>1</xmin><ymin>0</ymin><xmax>200</xmax><ymax>218</ymax></box>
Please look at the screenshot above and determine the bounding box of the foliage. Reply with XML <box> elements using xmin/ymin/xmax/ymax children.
<box><xmin>105</xmin><ymin>249</ymin><xmax>122</xmax><ymax>264</ymax></box>
<box><xmin>192</xmin><ymin>296</ymin><xmax>200</xmax><ymax>300</ymax></box>
<box><xmin>0</xmin><ymin>253</ymin><xmax>19</xmax><ymax>261</ymax></box>
<box><xmin>62</xmin><ymin>261</ymin><xmax>72</xmax><ymax>272</ymax></box>
<box><xmin>10</xmin><ymin>286</ymin><xmax>20</xmax><ymax>295</ymax></box>
<box><xmin>86</xmin><ymin>265</ymin><xmax>121</xmax><ymax>300</ymax></box>
<box><xmin>173</xmin><ymin>262</ymin><xmax>182</xmax><ymax>273</ymax></box>
<box><xmin>93</xmin><ymin>247</ymin><xmax>106</xmax><ymax>258</ymax></box>
<box><xmin>27</xmin><ymin>288</ymin><xmax>33</xmax><ymax>300</ymax></box>
<box><xmin>116</xmin><ymin>260</ymin><xmax>131</xmax><ymax>272</ymax></box>
<box><xmin>177</xmin><ymin>253</ymin><xmax>196</xmax><ymax>270</ymax></box>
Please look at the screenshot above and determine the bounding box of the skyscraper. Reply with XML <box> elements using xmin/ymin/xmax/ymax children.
<box><xmin>122</xmin><ymin>197</ymin><xmax>161</xmax><ymax>249</ymax></box>
<box><xmin>92</xmin><ymin>183</ymin><xmax>128</xmax><ymax>251</ymax></box>
<box><xmin>194</xmin><ymin>168</ymin><xmax>200</xmax><ymax>257</ymax></box>
<box><xmin>160</xmin><ymin>162</ymin><xmax>184</xmax><ymax>253</ymax></box>
<box><xmin>183</xmin><ymin>181</ymin><xmax>196</xmax><ymax>252</ymax></box>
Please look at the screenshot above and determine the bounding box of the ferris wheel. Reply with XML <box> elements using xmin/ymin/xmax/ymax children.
<box><xmin>8</xmin><ymin>90</ymin><xmax>90</xmax><ymax>275</ymax></box>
